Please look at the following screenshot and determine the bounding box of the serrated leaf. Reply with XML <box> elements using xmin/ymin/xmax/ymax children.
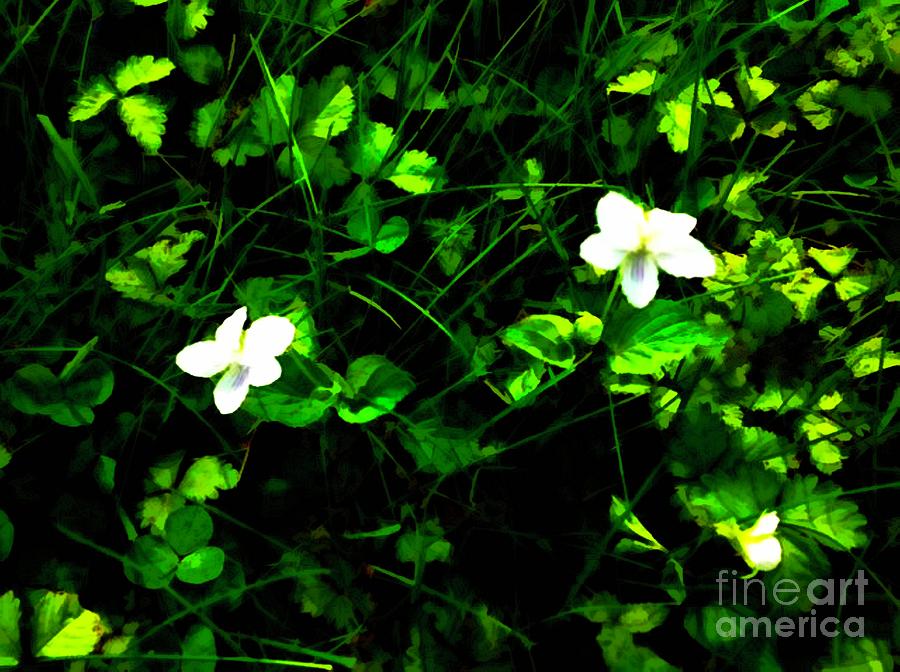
<box><xmin>118</xmin><ymin>94</ymin><xmax>168</xmax><ymax>153</ymax></box>
<box><xmin>178</xmin><ymin>456</ymin><xmax>240</xmax><ymax>502</ymax></box>
<box><xmin>0</xmin><ymin>591</ymin><xmax>21</xmax><ymax>667</ymax></box>
<box><xmin>796</xmin><ymin>80</ymin><xmax>840</xmax><ymax>130</ymax></box>
<box><xmin>183</xmin><ymin>0</ymin><xmax>214</xmax><ymax>39</ymax></box>
<box><xmin>398</xmin><ymin>419</ymin><xmax>489</xmax><ymax>476</ymax></box>
<box><xmin>656</xmin><ymin>101</ymin><xmax>693</xmax><ymax>153</ymax></box>
<box><xmin>607</xmin><ymin>69</ymin><xmax>660</xmax><ymax>95</ymax></box>
<box><xmin>604</xmin><ymin>301</ymin><xmax>727</xmax><ymax>377</ymax></box>
<box><xmin>388</xmin><ymin>149</ymin><xmax>440</xmax><ymax>194</ymax></box>
<box><xmin>30</xmin><ymin>591</ymin><xmax>105</xmax><ymax>658</ymax></box>
<box><xmin>807</xmin><ymin>246</ymin><xmax>856</xmax><ymax>277</ymax></box>
<box><xmin>138</xmin><ymin>492</ymin><xmax>186</xmax><ymax>535</ymax></box>
<box><xmin>735</xmin><ymin>65</ymin><xmax>779</xmax><ymax>110</ymax></box>
<box><xmin>610</xmin><ymin>496</ymin><xmax>666</xmax><ymax>552</ymax></box>
<box><xmin>301</xmin><ymin>83</ymin><xmax>354</xmax><ymax>138</ymax></box>
<box><xmin>189</xmin><ymin>97</ymin><xmax>227</xmax><ymax>148</ymax></box>
<box><xmin>396</xmin><ymin>519</ymin><xmax>452</xmax><ymax>565</ymax></box>
<box><xmin>111</xmin><ymin>55</ymin><xmax>175</xmax><ymax>95</ymax></box>
<box><xmin>68</xmin><ymin>77</ymin><xmax>117</xmax><ymax>122</ymax></box>
<box><xmin>780</xmin><ymin>476</ymin><xmax>867</xmax><ymax>550</ymax></box>
<box><xmin>348</xmin><ymin>120</ymin><xmax>395</xmax><ymax>178</ymax></box>
<box><xmin>179</xmin><ymin>45</ymin><xmax>223</xmax><ymax>85</ymax></box>
<box><xmin>424</xmin><ymin>217</ymin><xmax>475</xmax><ymax>275</ymax></box>
<box><xmin>177</xmin><ymin>546</ymin><xmax>225</xmax><ymax>584</ymax></box>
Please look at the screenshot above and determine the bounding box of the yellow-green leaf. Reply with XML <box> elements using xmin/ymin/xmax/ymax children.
<box><xmin>807</xmin><ymin>246</ymin><xmax>856</xmax><ymax>277</ymax></box>
<box><xmin>607</xmin><ymin>69</ymin><xmax>660</xmax><ymax>95</ymax></box>
<box><xmin>183</xmin><ymin>0</ymin><xmax>214</xmax><ymax>39</ymax></box>
<box><xmin>69</xmin><ymin>78</ymin><xmax>117</xmax><ymax>122</ymax></box>
<box><xmin>845</xmin><ymin>336</ymin><xmax>900</xmax><ymax>378</ymax></box>
<box><xmin>388</xmin><ymin>149</ymin><xmax>440</xmax><ymax>194</ymax></box>
<box><xmin>118</xmin><ymin>94</ymin><xmax>168</xmax><ymax>153</ymax></box>
<box><xmin>0</xmin><ymin>591</ymin><xmax>21</xmax><ymax>666</ymax></box>
<box><xmin>301</xmin><ymin>84</ymin><xmax>354</xmax><ymax>139</ymax></box>
<box><xmin>111</xmin><ymin>55</ymin><xmax>175</xmax><ymax>95</ymax></box>
<box><xmin>31</xmin><ymin>591</ymin><xmax>105</xmax><ymax>659</ymax></box>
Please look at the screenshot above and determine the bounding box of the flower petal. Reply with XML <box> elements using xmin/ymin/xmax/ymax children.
<box><xmin>242</xmin><ymin>315</ymin><xmax>296</xmax><ymax>358</ymax></box>
<box><xmin>595</xmin><ymin>192</ymin><xmax>643</xmax><ymax>250</ymax></box>
<box><xmin>749</xmin><ymin>511</ymin><xmax>780</xmax><ymax>536</ymax></box>
<box><xmin>213</xmin><ymin>364</ymin><xmax>252</xmax><ymax>414</ymax></box>
<box><xmin>649</xmin><ymin>234</ymin><xmax>717</xmax><ymax>278</ymax></box>
<box><xmin>644</xmin><ymin>208</ymin><xmax>697</xmax><ymax>238</ymax></box>
<box><xmin>579</xmin><ymin>232</ymin><xmax>629</xmax><ymax>271</ymax></box>
<box><xmin>175</xmin><ymin>341</ymin><xmax>233</xmax><ymax>378</ymax></box>
<box><xmin>620</xmin><ymin>253</ymin><xmax>659</xmax><ymax>309</ymax></box>
<box><xmin>743</xmin><ymin>536</ymin><xmax>782</xmax><ymax>571</ymax></box>
<box><xmin>215</xmin><ymin>307</ymin><xmax>248</xmax><ymax>350</ymax></box>
<box><xmin>246</xmin><ymin>357</ymin><xmax>282</xmax><ymax>387</ymax></box>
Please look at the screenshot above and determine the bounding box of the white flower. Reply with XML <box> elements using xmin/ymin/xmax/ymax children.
<box><xmin>175</xmin><ymin>307</ymin><xmax>295</xmax><ymax>414</ymax></box>
<box><xmin>715</xmin><ymin>511</ymin><xmax>783</xmax><ymax>573</ymax></box>
<box><xmin>579</xmin><ymin>191</ymin><xmax>717</xmax><ymax>308</ymax></box>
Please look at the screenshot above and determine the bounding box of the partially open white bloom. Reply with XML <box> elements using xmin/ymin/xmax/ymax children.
<box><xmin>175</xmin><ymin>307</ymin><xmax>295</xmax><ymax>414</ymax></box>
<box><xmin>579</xmin><ymin>191</ymin><xmax>717</xmax><ymax>308</ymax></box>
<box><xmin>716</xmin><ymin>511</ymin><xmax>783</xmax><ymax>573</ymax></box>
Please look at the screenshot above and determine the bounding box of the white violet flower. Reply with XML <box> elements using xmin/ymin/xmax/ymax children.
<box><xmin>715</xmin><ymin>510</ymin><xmax>783</xmax><ymax>573</ymax></box>
<box><xmin>579</xmin><ymin>191</ymin><xmax>717</xmax><ymax>309</ymax></box>
<box><xmin>175</xmin><ymin>306</ymin><xmax>296</xmax><ymax>414</ymax></box>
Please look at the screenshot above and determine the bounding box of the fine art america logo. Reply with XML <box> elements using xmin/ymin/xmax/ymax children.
<box><xmin>715</xmin><ymin>570</ymin><xmax>867</xmax><ymax>638</ymax></box>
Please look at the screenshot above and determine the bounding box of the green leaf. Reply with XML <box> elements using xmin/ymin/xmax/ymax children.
<box><xmin>496</xmin><ymin>158</ymin><xmax>544</xmax><ymax>201</ymax></box>
<box><xmin>374</xmin><ymin>216</ymin><xmax>409</xmax><ymax>254</ymax></box>
<box><xmin>181</xmin><ymin>625</ymin><xmax>216</xmax><ymax>672</ymax></box>
<box><xmin>337</xmin><ymin>355</ymin><xmax>415</xmax><ymax>424</ymax></box>
<box><xmin>311</xmin><ymin>0</ymin><xmax>355</xmax><ymax>30</ymax></box>
<box><xmin>604</xmin><ymin>301</ymin><xmax>728</xmax><ymax>378</ymax></box>
<box><xmin>106</xmin><ymin>230</ymin><xmax>205</xmax><ymax>303</ymax></box>
<box><xmin>179</xmin><ymin>45</ymin><xmax>223</xmax><ymax>85</ymax></box>
<box><xmin>500</xmin><ymin>314</ymin><xmax>575</xmax><ymax>368</ymax></box>
<box><xmin>779</xmin><ymin>476</ymin><xmax>867</xmax><ymax>550</ymax></box>
<box><xmin>111</xmin><ymin>55</ymin><xmax>176</xmax><ymax>95</ymax></box>
<box><xmin>574</xmin><ymin>311</ymin><xmax>604</xmax><ymax>345</ymax></box>
<box><xmin>118</xmin><ymin>94</ymin><xmax>168</xmax><ymax>153</ymax></box>
<box><xmin>735</xmin><ymin>65</ymin><xmax>779</xmax><ymax>111</ymax></box>
<box><xmin>252</xmin><ymin>73</ymin><xmax>298</xmax><ymax>146</ymax></box>
<box><xmin>178</xmin><ymin>456</ymin><xmax>240</xmax><ymax>502</ymax></box>
<box><xmin>424</xmin><ymin>217</ymin><xmax>475</xmax><ymax>275</ymax></box>
<box><xmin>396</xmin><ymin>519</ymin><xmax>452</xmax><ymax>565</ymax></box>
<box><xmin>807</xmin><ymin>246</ymin><xmax>856</xmax><ymax>277</ymax></box>
<box><xmin>607</xmin><ymin>68</ymin><xmax>661</xmax><ymax>95</ymax></box>
<box><xmin>148</xmin><ymin>451</ymin><xmax>185</xmax><ymax>491</ymax></box>
<box><xmin>138</xmin><ymin>492</ymin><xmax>186</xmax><ymax>535</ymax></box>
<box><xmin>189</xmin><ymin>98</ymin><xmax>227</xmax><ymax>148</ymax></box>
<box><xmin>845</xmin><ymin>336</ymin><xmax>900</xmax><ymax>377</ymax></box>
<box><xmin>398</xmin><ymin>419</ymin><xmax>490</xmax><ymax>476</ymax></box>
<box><xmin>610</xmin><ymin>496</ymin><xmax>666</xmax><ymax>553</ymax></box>
<box><xmin>5</xmin><ymin>360</ymin><xmax>112</xmax><ymax>427</ymax></box>
<box><xmin>388</xmin><ymin>149</ymin><xmax>442</xmax><ymax>194</ymax></box>
<box><xmin>719</xmin><ymin>171</ymin><xmax>768</xmax><ymax>222</ymax></box>
<box><xmin>30</xmin><ymin>590</ymin><xmax>105</xmax><ymax>658</ymax></box>
<box><xmin>0</xmin><ymin>591</ymin><xmax>21</xmax><ymax>666</ymax></box>
<box><xmin>124</xmin><ymin>535</ymin><xmax>180</xmax><ymax>589</ymax></box>
<box><xmin>94</xmin><ymin>455</ymin><xmax>116</xmax><ymax>494</ymax></box>
<box><xmin>177</xmin><ymin>546</ymin><xmax>225</xmax><ymax>584</ymax></box>
<box><xmin>68</xmin><ymin>77</ymin><xmax>117</xmax><ymax>122</ymax></box>
<box><xmin>164</xmin><ymin>506</ymin><xmax>214</xmax><ymax>556</ymax></box>
<box><xmin>131</xmin><ymin>0</ymin><xmax>166</xmax><ymax>5</ymax></box>
<box><xmin>348</xmin><ymin>120</ymin><xmax>396</xmax><ymax>178</ymax></box>
<box><xmin>241</xmin><ymin>360</ymin><xmax>340</xmax><ymax>427</ymax></box>
<box><xmin>796</xmin><ymin>80</ymin><xmax>840</xmax><ymax>130</ymax></box>
<box><xmin>0</xmin><ymin>510</ymin><xmax>11</xmax><ymax>562</ymax></box>
<box><xmin>343</xmin><ymin>522</ymin><xmax>402</xmax><ymax>540</ymax></box>
<box><xmin>834</xmin><ymin>84</ymin><xmax>892</xmax><ymax>120</ymax></box>
<box><xmin>774</xmin><ymin>267</ymin><xmax>830</xmax><ymax>321</ymax></box>
<box><xmin>183</xmin><ymin>0</ymin><xmax>214</xmax><ymax>39</ymax></box>
<box><xmin>505</xmin><ymin>359</ymin><xmax>545</xmax><ymax>403</ymax></box>
<box><xmin>298</xmin><ymin>67</ymin><xmax>355</xmax><ymax>139</ymax></box>
<box><xmin>656</xmin><ymin>101</ymin><xmax>694</xmax><ymax>153</ymax></box>
<box><xmin>212</xmin><ymin>125</ymin><xmax>268</xmax><ymax>166</ymax></box>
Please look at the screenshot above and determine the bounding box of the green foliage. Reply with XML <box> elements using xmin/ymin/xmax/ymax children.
<box><xmin>164</xmin><ymin>505</ymin><xmax>214</xmax><ymax>555</ymax></box>
<box><xmin>337</xmin><ymin>355</ymin><xmax>415</xmax><ymax>424</ymax></box>
<box><xmin>30</xmin><ymin>590</ymin><xmax>105</xmax><ymax>658</ymax></box>
<box><xmin>125</xmin><ymin>535</ymin><xmax>180</xmax><ymax>589</ymax></box>
<box><xmin>500</xmin><ymin>314</ymin><xmax>576</xmax><ymax>368</ymax></box>
<box><xmin>178</xmin><ymin>456</ymin><xmax>240</xmax><ymax>502</ymax></box>
<box><xmin>0</xmin><ymin>592</ymin><xmax>20</xmax><ymax>667</ymax></box>
<box><xmin>5</xmin><ymin>359</ymin><xmax>114</xmax><ymax>427</ymax></box>
<box><xmin>181</xmin><ymin>624</ymin><xmax>216</xmax><ymax>672</ymax></box>
<box><xmin>0</xmin><ymin>510</ymin><xmax>12</xmax><ymax>562</ymax></box>
<box><xmin>176</xmin><ymin>546</ymin><xmax>226</xmax><ymax>584</ymax></box>
<box><xmin>105</xmin><ymin>229</ymin><xmax>205</xmax><ymax>304</ymax></box>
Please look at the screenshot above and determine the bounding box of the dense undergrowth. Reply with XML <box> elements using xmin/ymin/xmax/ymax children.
<box><xmin>1</xmin><ymin>0</ymin><xmax>898</xmax><ymax>670</ymax></box>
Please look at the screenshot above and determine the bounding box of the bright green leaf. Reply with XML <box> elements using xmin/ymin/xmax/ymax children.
<box><xmin>807</xmin><ymin>246</ymin><xmax>856</xmax><ymax>277</ymax></box>
<box><xmin>118</xmin><ymin>94</ymin><xmax>168</xmax><ymax>153</ymax></box>
<box><xmin>388</xmin><ymin>149</ymin><xmax>441</xmax><ymax>194</ymax></box>
<box><xmin>30</xmin><ymin>591</ymin><xmax>105</xmax><ymax>658</ymax></box>
<box><xmin>183</xmin><ymin>0</ymin><xmax>214</xmax><ymax>39</ymax></box>
<box><xmin>844</xmin><ymin>336</ymin><xmax>900</xmax><ymax>378</ymax></box>
<box><xmin>398</xmin><ymin>419</ymin><xmax>490</xmax><ymax>476</ymax></box>
<box><xmin>0</xmin><ymin>591</ymin><xmax>21</xmax><ymax>667</ymax></box>
<box><xmin>607</xmin><ymin>68</ymin><xmax>660</xmax><ymax>95</ymax></box>
<box><xmin>337</xmin><ymin>355</ymin><xmax>414</xmax><ymax>424</ymax></box>
<box><xmin>68</xmin><ymin>77</ymin><xmax>118</xmax><ymax>122</ymax></box>
<box><xmin>796</xmin><ymin>80</ymin><xmax>840</xmax><ymax>130</ymax></box>
<box><xmin>177</xmin><ymin>546</ymin><xmax>225</xmax><ymax>584</ymax></box>
<box><xmin>610</xmin><ymin>496</ymin><xmax>666</xmax><ymax>553</ymax></box>
<box><xmin>501</xmin><ymin>314</ymin><xmax>575</xmax><ymax>368</ymax></box>
<box><xmin>178</xmin><ymin>456</ymin><xmax>240</xmax><ymax>502</ymax></box>
<box><xmin>111</xmin><ymin>55</ymin><xmax>175</xmax><ymax>95</ymax></box>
